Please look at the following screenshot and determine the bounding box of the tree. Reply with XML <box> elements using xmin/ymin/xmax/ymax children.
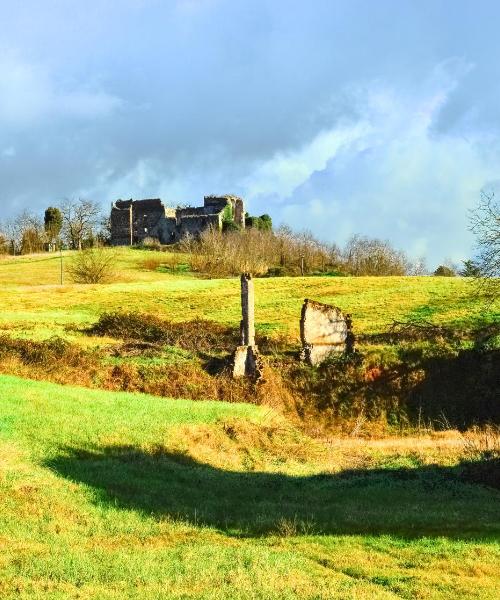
<box><xmin>343</xmin><ymin>235</ymin><xmax>409</xmax><ymax>276</ymax></box>
<box><xmin>44</xmin><ymin>207</ymin><xmax>63</xmax><ymax>250</ymax></box>
<box><xmin>408</xmin><ymin>256</ymin><xmax>428</xmax><ymax>276</ymax></box>
<box><xmin>0</xmin><ymin>231</ymin><xmax>8</xmax><ymax>254</ymax></box>
<box><xmin>21</xmin><ymin>226</ymin><xmax>45</xmax><ymax>254</ymax></box>
<box><xmin>469</xmin><ymin>191</ymin><xmax>499</xmax><ymax>298</ymax></box>
<box><xmin>2</xmin><ymin>217</ymin><xmax>23</xmax><ymax>254</ymax></box>
<box><xmin>258</xmin><ymin>214</ymin><xmax>273</xmax><ymax>232</ymax></box>
<box><xmin>60</xmin><ymin>198</ymin><xmax>101</xmax><ymax>250</ymax></box>
<box><xmin>245</xmin><ymin>213</ymin><xmax>273</xmax><ymax>232</ymax></box>
<box><xmin>460</xmin><ymin>259</ymin><xmax>481</xmax><ymax>278</ymax></box>
<box><xmin>6</xmin><ymin>211</ymin><xmax>45</xmax><ymax>255</ymax></box>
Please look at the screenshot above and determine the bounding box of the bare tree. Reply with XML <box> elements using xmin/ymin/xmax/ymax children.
<box><xmin>19</xmin><ymin>212</ymin><xmax>45</xmax><ymax>254</ymax></box>
<box><xmin>2</xmin><ymin>217</ymin><xmax>22</xmax><ymax>254</ymax></box>
<box><xmin>60</xmin><ymin>198</ymin><xmax>102</xmax><ymax>250</ymax></box>
<box><xmin>408</xmin><ymin>256</ymin><xmax>428</xmax><ymax>276</ymax></box>
<box><xmin>470</xmin><ymin>191</ymin><xmax>500</xmax><ymax>299</ymax></box>
<box><xmin>343</xmin><ymin>235</ymin><xmax>409</xmax><ymax>276</ymax></box>
<box><xmin>0</xmin><ymin>227</ymin><xmax>9</xmax><ymax>254</ymax></box>
<box><xmin>1</xmin><ymin>211</ymin><xmax>45</xmax><ymax>255</ymax></box>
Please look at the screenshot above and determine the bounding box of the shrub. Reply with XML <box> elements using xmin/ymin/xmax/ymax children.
<box><xmin>222</xmin><ymin>220</ymin><xmax>241</xmax><ymax>233</ymax></box>
<box><xmin>140</xmin><ymin>236</ymin><xmax>162</xmax><ymax>250</ymax></box>
<box><xmin>433</xmin><ymin>265</ymin><xmax>456</xmax><ymax>277</ymax></box>
<box><xmin>89</xmin><ymin>312</ymin><xmax>237</xmax><ymax>353</ymax></box>
<box><xmin>245</xmin><ymin>214</ymin><xmax>273</xmax><ymax>232</ymax></box>
<box><xmin>69</xmin><ymin>247</ymin><xmax>116</xmax><ymax>283</ymax></box>
<box><xmin>0</xmin><ymin>335</ymin><xmax>96</xmax><ymax>377</ymax></box>
<box><xmin>187</xmin><ymin>226</ymin><xmax>341</xmax><ymax>277</ymax></box>
<box><xmin>141</xmin><ymin>257</ymin><xmax>163</xmax><ymax>271</ymax></box>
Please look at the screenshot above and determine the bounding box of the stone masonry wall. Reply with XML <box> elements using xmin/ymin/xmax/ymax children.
<box><xmin>300</xmin><ymin>299</ymin><xmax>354</xmax><ymax>366</ymax></box>
<box><xmin>110</xmin><ymin>195</ymin><xmax>245</xmax><ymax>246</ymax></box>
<box><xmin>110</xmin><ymin>201</ymin><xmax>133</xmax><ymax>246</ymax></box>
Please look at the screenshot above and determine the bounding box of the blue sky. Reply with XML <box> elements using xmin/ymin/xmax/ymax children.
<box><xmin>1</xmin><ymin>0</ymin><xmax>500</xmax><ymax>265</ymax></box>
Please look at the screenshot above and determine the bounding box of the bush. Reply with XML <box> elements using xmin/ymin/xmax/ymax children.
<box><xmin>140</xmin><ymin>237</ymin><xmax>162</xmax><ymax>251</ymax></box>
<box><xmin>433</xmin><ymin>265</ymin><xmax>456</xmax><ymax>277</ymax></box>
<box><xmin>0</xmin><ymin>335</ymin><xmax>93</xmax><ymax>371</ymax></box>
<box><xmin>222</xmin><ymin>221</ymin><xmax>241</xmax><ymax>233</ymax></box>
<box><xmin>69</xmin><ymin>248</ymin><xmax>116</xmax><ymax>283</ymax></box>
<box><xmin>89</xmin><ymin>312</ymin><xmax>237</xmax><ymax>353</ymax></box>
<box><xmin>141</xmin><ymin>257</ymin><xmax>164</xmax><ymax>271</ymax></box>
<box><xmin>245</xmin><ymin>214</ymin><xmax>273</xmax><ymax>232</ymax></box>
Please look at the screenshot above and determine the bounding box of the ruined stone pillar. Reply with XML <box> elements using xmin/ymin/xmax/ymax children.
<box><xmin>240</xmin><ymin>273</ymin><xmax>255</xmax><ymax>346</ymax></box>
<box><xmin>233</xmin><ymin>273</ymin><xmax>263</xmax><ymax>379</ymax></box>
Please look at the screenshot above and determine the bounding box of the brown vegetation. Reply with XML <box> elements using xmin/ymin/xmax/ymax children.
<box><xmin>179</xmin><ymin>227</ymin><xmax>413</xmax><ymax>277</ymax></box>
<box><xmin>89</xmin><ymin>312</ymin><xmax>238</xmax><ymax>352</ymax></box>
<box><xmin>0</xmin><ymin>312</ymin><xmax>497</xmax><ymax>436</ymax></box>
<box><xmin>68</xmin><ymin>247</ymin><xmax>117</xmax><ymax>283</ymax></box>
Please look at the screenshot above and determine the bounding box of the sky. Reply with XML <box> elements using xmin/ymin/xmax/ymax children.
<box><xmin>1</xmin><ymin>0</ymin><xmax>500</xmax><ymax>266</ymax></box>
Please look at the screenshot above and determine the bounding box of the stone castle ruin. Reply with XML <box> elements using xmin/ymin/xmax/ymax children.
<box><xmin>231</xmin><ymin>277</ymin><xmax>355</xmax><ymax>379</ymax></box>
<box><xmin>110</xmin><ymin>195</ymin><xmax>245</xmax><ymax>246</ymax></box>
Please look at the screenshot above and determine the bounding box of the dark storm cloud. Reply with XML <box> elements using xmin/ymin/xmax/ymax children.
<box><xmin>1</xmin><ymin>0</ymin><xmax>500</xmax><ymax>263</ymax></box>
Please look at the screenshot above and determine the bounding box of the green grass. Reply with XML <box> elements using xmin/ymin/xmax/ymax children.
<box><xmin>1</xmin><ymin>375</ymin><xmax>499</xmax><ymax>599</ymax></box>
<box><xmin>0</xmin><ymin>249</ymin><xmax>498</xmax><ymax>597</ymax></box>
<box><xmin>0</xmin><ymin>248</ymin><xmax>497</xmax><ymax>344</ymax></box>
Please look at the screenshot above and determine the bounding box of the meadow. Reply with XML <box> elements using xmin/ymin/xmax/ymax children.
<box><xmin>0</xmin><ymin>248</ymin><xmax>495</xmax><ymax>341</ymax></box>
<box><xmin>0</xmin><ymin>248</ymin><xmax>498</xmax><ymax>598</ymax></box>
<box><xmin>1</xmin><ymin>375</ymin><xmax>499</xmax><ymax>599</ymax></box>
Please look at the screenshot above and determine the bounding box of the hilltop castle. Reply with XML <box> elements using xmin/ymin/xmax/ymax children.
<box><xmin>110</xmin><ymin>195</ymin><xmax>245</xmax><ymax>246</ymax></box>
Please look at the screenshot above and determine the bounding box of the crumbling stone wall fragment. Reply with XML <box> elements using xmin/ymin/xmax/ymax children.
<box><xmin>300</xmin><ymin>299</ymin><xmax>355</xmax><ymax>366</ymax></box>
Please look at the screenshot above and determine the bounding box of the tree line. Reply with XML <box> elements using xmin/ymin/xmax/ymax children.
<box><xmin>0</xmin><ymin>199</ymin><xmax>105</xmax><ymax>255</ymax></box>
<box><xmin>0</xmin><ymin>193</ymin><xmax>497</xmax><ymax>287</ymax></box>
<box><xmin>179</xmin><ymin>226</ymin><xmax>424</xmax><ymax>277</ymax></box>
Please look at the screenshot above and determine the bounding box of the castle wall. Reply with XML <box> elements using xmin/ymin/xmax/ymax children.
<box><xmin>203</xmin><ymin>196</ymin><xmax>231</xmax><ymax>213</ymax></box>
<box><xmin>178</xmin><ymin>214</ymin><xmax>222</xmax><ymax>238</ymax></box>
<box><xmin>232</xmin><ymin>197</ymin><xmax>245</xmax><ymax>228</ymax></box>
<box><xmin>131</xmin><ymin>199</ymin><xmax>165</xmax><ymax>243</ymax></box>
<box><xmin>176</xmin><ymin>206</ymin><xmax>208</xmax><ymax>218</ymax></box>
<box><xmin>110</xmin><ymin>195</ymin><xmax>244</xmax><ymax>246</ymax></box>
<box><xmin>154</xmin><ymin>217</ymin><xmax>178</xmax><ymax>244</ymax></box>
<box><xmin>110</xmin><ymin>201</ymin><xmax>133</xmax><ymax>246</ymax></box>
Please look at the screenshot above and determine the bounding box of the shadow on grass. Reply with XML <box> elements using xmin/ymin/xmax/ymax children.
<box><xmin>45</xmin><ymin>447</ymin><xmax>500</xmax><ymax>539</ymax></box>
<box><xmin>406</xmin><ymin>347</ymin><xmax>500</xmax><ymax>427</ymax></box>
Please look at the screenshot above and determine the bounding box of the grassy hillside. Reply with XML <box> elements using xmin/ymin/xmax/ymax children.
<box><xmin>0</xmin><ymin>248</ymin><xmax>496</xmax><ymax>340</ymax></box>
<box><xmin>0</xmin><ymin>248</ymin><xmax>498</xmax><ymax>432</ymax></box>
<box><xmin>1</xmin><ymin>375</ymin><xmax>499</xmax><ymax>599</ymax></box>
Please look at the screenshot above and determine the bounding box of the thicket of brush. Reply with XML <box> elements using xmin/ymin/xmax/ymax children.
<box><xmin>178</xmin><ymin>227</ymin><xmax>416</xmax><ymax>277</ymax></box>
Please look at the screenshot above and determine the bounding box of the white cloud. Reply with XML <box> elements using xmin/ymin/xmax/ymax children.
<box><xmin>240</xmin><ymin>69</ymin><xmax>497</xmax><ymax>264</ymax></box>
<box><xmin>0</xmin><ymin>55</ymin><xmax>122</xmax><ymax>126</ymax></box>
<box><xmin>242</xmin><ymin>121</ymin><xmax>372</xmax><ymax>199</ymax></box>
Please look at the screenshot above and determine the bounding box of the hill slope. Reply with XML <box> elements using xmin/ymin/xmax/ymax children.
<box><xmin>0</xmin><ymin>248</ymin><xmax>497</xmax><ymax>340</ymax></box>
<box><xmin>1</xmin><ymin>375</ymin><xmax>499</xmax><ymax>599</ymax></box>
